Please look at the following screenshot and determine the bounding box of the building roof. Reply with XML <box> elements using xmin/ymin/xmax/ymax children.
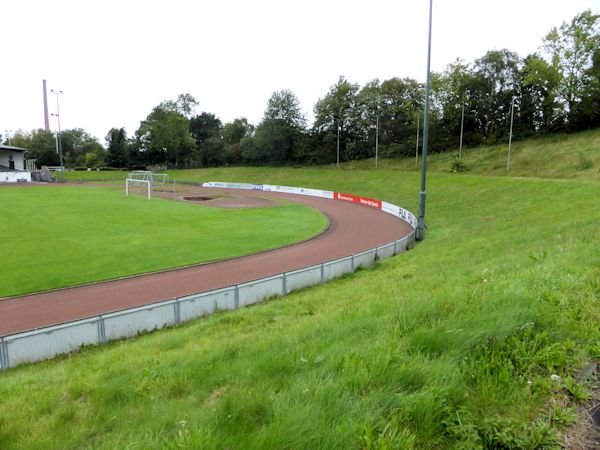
<box><xmin>0</xmin><ymin>144</ymin><xmax>27</xmax><ymax>152</ymax></box>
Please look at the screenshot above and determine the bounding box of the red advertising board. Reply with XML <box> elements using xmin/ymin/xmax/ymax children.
<box><xmin>334</xmin><ymin>192</ymin><xmax>382</xmax><ymax>209</ymax></box>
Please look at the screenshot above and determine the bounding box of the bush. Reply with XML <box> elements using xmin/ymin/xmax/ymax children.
<box><xmin>98</xmin><ymin>167</ymin><xmax>120</xmax><ymax>171</ymax></box>
<box><xmin>576</xmin><ymin>155</ymin><xmax>593</xmax><ymax>171</ymax></box>
<box><xmin>451</xmin><ymin>155</ymin><xmax>470</xmax><ymax>173</ymax></box>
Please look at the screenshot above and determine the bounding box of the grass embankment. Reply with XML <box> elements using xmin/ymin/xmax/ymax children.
<box><xmin>62</xmin><ymin>129</ymin><xmax>600</xmax><ymax>184</ymax></box>
<box><xmin>346</xmin><ymin>128</ymin><xmax>600</xmax><ymax>180</ymax></box>
<box><xmin>1</xmin><ymin>163</ymin><xmax>599</xmax><ymax>448</ymax></box>
<box><xmin>0</xmin><ymin>185</ymin><xmax>327</xmax><ymax>297</ymax></box>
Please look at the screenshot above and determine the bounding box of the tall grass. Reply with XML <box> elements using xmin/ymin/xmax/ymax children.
<box><xmin>1</xmin><ymin>167</ymin><xmax>598</xmax><ymax>448</ymax></box>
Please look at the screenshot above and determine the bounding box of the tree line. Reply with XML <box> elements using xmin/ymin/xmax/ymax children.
<box><xmin>4</xmin><ymin>10</ymin><xmax>599</xmax><ymax>169</ymax></box>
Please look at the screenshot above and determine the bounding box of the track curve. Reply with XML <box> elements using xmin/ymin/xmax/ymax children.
<box><xmin>0</xmin><ymin>187</ymin><xmax>413</xmax><ymax>336</ymax></box>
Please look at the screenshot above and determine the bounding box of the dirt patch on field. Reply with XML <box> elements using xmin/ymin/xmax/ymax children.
<box><xmin>150</xmin><ymin>184</ymin><xmax>280</xmax><ymax>209</ymax></box>
<box><xmin>563</xmin><ymin>362</ymin><xmax>600</xmax><ymax>449</ymax></box>
<box><xmin>180</xmin><ymin>193</ymin><xmax>278</xmax><ymax>208</ymax></box>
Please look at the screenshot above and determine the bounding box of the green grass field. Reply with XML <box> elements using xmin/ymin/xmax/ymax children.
<box><xmin>0</xmin><ymin>185</ymin><xmax>327</xmax><ymax>298</ymax></box>
<box><xmin>1</xmin><ymin>131</ymin><xmax>600</xmax><ymax>448</ymax></box>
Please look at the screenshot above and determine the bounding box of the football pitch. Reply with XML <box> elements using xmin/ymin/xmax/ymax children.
<box><xmin>0</xmin><ymin>184</ymin><xmax>327</xmax><ymax>298</ymax></box>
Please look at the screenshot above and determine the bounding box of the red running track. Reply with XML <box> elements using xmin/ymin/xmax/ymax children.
<box><xmin>0</xmin><ymin>188</ymin><xmax>413</xmax><ymax>336</ymax></box>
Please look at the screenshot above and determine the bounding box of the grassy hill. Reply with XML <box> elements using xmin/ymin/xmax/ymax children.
<box><xmin>344</xmin><ymin>128</ymin><xmax>600</xmax><ymax>181</ymax></box>
<box><xmin>2</xmin><ymin>132</ymin><xmax>600</xmax><ymax>448</ymax></box>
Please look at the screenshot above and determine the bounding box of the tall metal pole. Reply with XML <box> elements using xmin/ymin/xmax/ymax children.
<box><xmin>336</xmin><ymin>119</ymin><xmax>340</xmax><ymax>168</ymax></box>
<box><xmin>417</xmin><ymin>0</ymin><xmax>433</xmax><ymax>241</ymax></box>
<box><xmin>507</xmin><ymin>96</ymin><xmax>515</xmax><ymax>172</ymax></box>
<box><xmin>459</xmin><ymin>103</ymin><xmax>465</xmax><ymax>160</ymax></box>
<box><xmin>375</xmin><ymin>114</ymin><xmax>379</xmax><ymax>169</ymax></box>
<box><xmin>415</xmin><ymin>115</ymin><xmax>420</xmax><ymax>168</ymax></box>
<box><xmin>51</xmin><ymin>89</ymin><xmax>65</xmax><ymax>181</ymax></box>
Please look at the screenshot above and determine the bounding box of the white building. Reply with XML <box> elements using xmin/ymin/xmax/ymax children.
<box><xmin>0</xmin><ymin>145</ymin><xmax>31</xmax><ymax>183</ymax></box>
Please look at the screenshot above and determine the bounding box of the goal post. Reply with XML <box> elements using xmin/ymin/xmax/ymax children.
<box><xmin>125</xmin><ymin>178</ymin><xmax>151</xmax><ymax>200</ymax></box>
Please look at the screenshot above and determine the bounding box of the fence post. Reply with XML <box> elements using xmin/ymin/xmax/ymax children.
<box><xmin>234</xmin><ymin>285</ymin><xmax>240</xmax><ymax>309</ymax></box>
<box><xmin>320</xmin><ymin>263</ymin><xmax>325</xmax><ymax>284</ymax></box>
<box><xmin>174</xmin><ymin>300</ymin><xmax>181</xmax><ymax>325</ymax></box>
<box><xmin>0</xmin><ymin>337</ymin><xmax>8</xmax><ymax>370</ymax></box>
<box><xmin>351</xmin><ymin>255</ymin><xmax>355</xmax><ymax>272</ymax></box>
<box><xmin>282</xmin><ymin>273</ymin><xmax>288</xmax><ymax>295</ymax></box>
<box><xmin>97</xmin><ymin>316</ymin><xmax>106</xmax><ymax>344</ymax></box>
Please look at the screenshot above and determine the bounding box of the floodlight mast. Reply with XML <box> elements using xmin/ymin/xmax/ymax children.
<box><xmin>51</xmin><ymin>89</ymin><xmax>64</xmax><ymax>182</ymax></box>
<box><xmin>417</xmin><ymin>0</ymin><xmax>433</xmax><ymax>241</ymax></box>
<box><xmin>507</xmin><ymin>96</ymin><xmax>515</xmax><ymax>171</ymax></box>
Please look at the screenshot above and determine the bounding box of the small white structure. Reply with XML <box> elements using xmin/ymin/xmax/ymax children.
<box><xmin>0</xmin><ymin>145</ymin><xmax>31</xmax><ymax>183</ymax></box>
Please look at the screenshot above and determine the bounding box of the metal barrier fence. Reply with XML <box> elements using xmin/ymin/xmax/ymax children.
<box><xmin>0</xmin><ymin>233</ymin><xmax>415</xmax><ymax>370</ymax></box>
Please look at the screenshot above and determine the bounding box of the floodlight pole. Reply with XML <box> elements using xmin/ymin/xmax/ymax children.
<box><xmin>459</xmin><ymin>103</ymin><xmax>465</xmax><ymax>160</ymax></box>
<box><xmin>336</xmin><ymin>119</ymin><xmax>340</xmax><ymax>168</ymax></box>
<box><xmin>375</xmin><ymin>114</ymin><xmax>379</xmax><ymax>169</ymax></box>
<box><xmin>507</xmin><ymin>96</ymin><xmax>515</xmax><ymax>172</ymax></box>
<box><xmin>415</xmin><ymin>115</ymin><xmax>420</xmax><ymax>167</ymax></box>
<box><xmin>417</xmin><ymin>0</ymin><xmax>433</xmax><ymax>241</ymax></box>
<box><xmin>51</xmin><ymin>89</ymin><xmax>65</xmax><ymax>181</ymax></box>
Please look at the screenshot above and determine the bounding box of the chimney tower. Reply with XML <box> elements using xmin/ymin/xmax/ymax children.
<box><xmin>43</xmin><ymin>80</ymin><xmax>50</xmax><ymax>131</ymax></box>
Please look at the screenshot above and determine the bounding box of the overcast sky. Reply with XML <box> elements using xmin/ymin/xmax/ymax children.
<box><xmin>2</xmin><ymin>0</ymin><xmax>599</xmax><ymax>143</ymax></box>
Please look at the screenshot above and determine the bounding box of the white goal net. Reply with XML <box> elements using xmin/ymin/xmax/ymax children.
<box><xmin>125</xmin><ymin>171</ymin><xmax>170</xmax><ymax>200</ymax></box>
<box><xmin>125</xmin><ymin>178</ymin><xmax>151</xmax><ymax>199</ymax></box>
<box><xmin>127</xmin><ymin>171</ymin><xmax>169</xmax><ymax>185</ymax></box>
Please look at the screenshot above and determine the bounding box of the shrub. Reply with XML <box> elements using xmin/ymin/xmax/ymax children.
<box><xmin>451</xmin><ymin>155</ymin><xmax>470</xmax><ymax>173</ymax></box>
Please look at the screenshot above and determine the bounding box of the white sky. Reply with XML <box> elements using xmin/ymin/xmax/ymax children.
<box><xmin>2</xmin><ymin>0</ymin><xmax>599</xmax><ymax>143</ymax></box>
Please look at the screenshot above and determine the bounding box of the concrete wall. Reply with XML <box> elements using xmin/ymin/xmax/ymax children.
<box><xmin>0</xmin><ymin>172</ymin><xmax>31</xmax><ymax>183</ymax></box>
<box><xmin>0</xmin><ymin>151</ymin><xmax>25</xmax><ymax>171</ymax></box>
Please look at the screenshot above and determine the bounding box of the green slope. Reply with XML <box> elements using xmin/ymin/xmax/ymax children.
<box><xmin>2</xmin><ymin>136</ymin><xmax>600</xmax><ymax>448</ymax></box>
<box><xmin>344</xmin><ymin>128</ymin><xmax>600</xmax><ymax>181</ymax></box>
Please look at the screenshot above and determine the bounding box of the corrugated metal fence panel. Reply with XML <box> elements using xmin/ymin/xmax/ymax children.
<box><xmin>178</xmin><ymin>287</ymin><xmax>236</xmax><ymax>322</ymax></box>
<box><xmin>353</xmin><ymin>249</ymin><xmax>377</xmax><ymax>270</ymax></box>
<box><xmin>103</xmin><ymin>300</ymin><xmax>177</xmax><ymax>341</ymax></box>
<box><xmin>0</xmin><ymin>338</ymin><xmax>9</xmax><ymax>369</ymax></box>
<box><xmin>395</xmin><ymin>236</ymin><xmax>410</xmax><ymax>254</ymax></box>
<box><xmin>323</xmin><ymin>257</ymin><xmax>353</xmax><ymax>282</ymax></box>
<box><xmin>4</xmin><ymin>317</ymin><xmax>100</xmax><ymax>367</ymax></box>
<box><xmin>238</xmin><ymin>275</ymin><xmax>284</xmax><ymax>308</ymax></box>
<box><xmin>377</xmin><ymin>242</ymin><xmax>396</xmax><ymax>260</ymax></box>
<box><xmin>284</xmin><ymin>265</ymin><xmax>322</xmax><ymax>293</ymax></box>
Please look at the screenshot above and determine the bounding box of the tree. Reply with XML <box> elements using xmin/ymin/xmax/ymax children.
<box><xmin>313</xmin><ymin>76</ymin><xmax>361</xmax><ymax>162</ymax></box>
<box><xmin>197</xmin><ymin>137</ymin><xmax>226</xmax><ymax>167</ymax></box>
<box><xmin>264</xmin><ymin>89</ymin><xmax>306</xmax><ymax>129</ymax></box>
<box><xmin>242</xmin><ymin>119</ymin><xmax>297</xmax><ymax>165</ymax></box>
<box><xmin>518</xmin><ymin>54</ymin><xmax>561</xmax><ymax>134</ymax></box>
<box><xmin>135</xmin><ymin>96</ymin><xmax>197</xmax><ymax>167</ymax></box>
<box><xmin>356</xmin><ymin>79</ymin><xmax>381</xmax><ymax>159</ymax></box>
<box><xmin>379</xmin><ymin>77</ymin><xmax>423</xmax><ymax>154</ymax></box>
<box><xmin>473</xmin><ymin>49</ymin><xmax>521</xmax><ymax>143</ymax></box>
<box><xmin>59</xmin><ymin>128</ymin><xmax>104</xmax><ymax>167</ymax></box>
<box><xmin>189</xmin><ymin>112</ymin><xmax>222</xmax><ymax>146</ymax></box>
<box><xmin>106</xmin><ymin>128</ymin><xmax>129</xmax><ymax>168</ymax></box>
<box><xmin>29</xmin><ymin>130</ymin><xmax>60</xmax><ymax>166</ymax></box>
<box><xmin>544</xmin><ymin>10</ymin><xmax>600</xmax><ymax>129</ymax></box>
<box><xmin>222</xmin><ymin>118</ymin><xmax>254</xmax><ymax>145</ymax></box>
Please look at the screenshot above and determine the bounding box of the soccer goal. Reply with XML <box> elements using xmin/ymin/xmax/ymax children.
<box><xmin>127</xmin><ymin>171</ymin><xmax>169</xmax><ymax>185</ymax></box>
<box><xmin>125</xmin><ymin>178</ymin><xmax>151</xmax><ymax>199</ymax></box>
<box><xmin>125</xmin><ymin>171</ymin><xmax>170</xmax><ymax>200</ymax></box>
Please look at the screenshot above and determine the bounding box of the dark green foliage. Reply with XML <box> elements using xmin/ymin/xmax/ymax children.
<box><xmin>451</xmin><ymin>155</ymin><xmax>470</xmax><ymax>173</ymax></box>
<box><xmin>106</xmin><ymin>127</ymin><xmax>129</xmax><ymax>168</ymax></box>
